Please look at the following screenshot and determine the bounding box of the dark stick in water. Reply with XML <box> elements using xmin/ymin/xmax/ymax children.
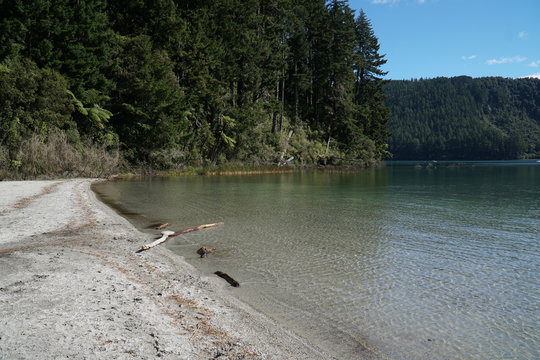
<box><xmin>214</xmin><ymin>271</ymin><xmax>240</xmax><ymax>287</ymax></box>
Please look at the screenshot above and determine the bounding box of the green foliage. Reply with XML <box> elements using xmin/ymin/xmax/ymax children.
<box><xmin>0</xmin><ymin>0</ymin><xmax>114</xmax><ymax>102</ymax></box>
<box><xmin>352</xmin><ymin>10</ymin><xmax>390</xmax><ymax>160</ymax></box>
<box><xmin>67</xmin><ymin>90</ymin><xmax>117</xmax><ymax>146</ymax></box>
<box><xmin>0</xmin><ymin>58</ymin><xmax>76</xmax><ymax>152</ymax></box>
<box><xmin>1</xmin><ymin>0</ymin><xmax>393</xmax><ymax>173</ymax></box>
<box><xmin>288</xmin><ymin>126</ymin><xmax>331</xmax><ymax>166</ymax></box>
<box><xmin>385</xmin><ymin>77</ymin><xmax>540</xmax><ymax>160</ymax></box>
<box><xmin>108</xmin><ymin>35</ymin><xmax>190</xmax><ymax>166</ymax></box>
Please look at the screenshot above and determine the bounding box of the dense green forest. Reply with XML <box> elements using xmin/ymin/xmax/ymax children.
<box><xmin>0</xmin><ymin>0</ymin><xmax>390</xmax><ymax>178</ymax></box>
<box><xmin>385</xmin><ymin>76</ymin><xmax>540</xmax><ymax>160</ymax></box>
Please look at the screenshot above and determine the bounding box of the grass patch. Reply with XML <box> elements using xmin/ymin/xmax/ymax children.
<box><xmin>0</xmin><ymin>132</ymin><xmax>123</xmax><ymax>180</ymax></box>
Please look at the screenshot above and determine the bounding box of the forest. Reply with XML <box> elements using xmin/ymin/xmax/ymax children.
<box><xmin>0</xmin><ymin>0</ymin><xmax>390</xmax><ymax>178</ymax></box>
<box><xmin>385</xmin><ymin>76</ymin><xmax>540</xmax><ymax>160</ymax></box>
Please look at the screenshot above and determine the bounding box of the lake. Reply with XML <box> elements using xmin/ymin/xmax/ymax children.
<box><xmin>93</xmin><ymin>160</ymin><xmax>540</xmax><ymax>359</ymax></box>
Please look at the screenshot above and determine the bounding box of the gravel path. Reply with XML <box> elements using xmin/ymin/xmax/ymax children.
<box><xmin>0</xmin><ymin>179</ymin><xmax>329</xmax><ymax>359</ymax></box>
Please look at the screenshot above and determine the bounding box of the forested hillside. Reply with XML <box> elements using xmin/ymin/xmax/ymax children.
<box><xmin>385</xmin><ymin>76</ymin><xmax>540</xmax><ymax>160</ymax></box>
<box><xmin>0</xmin><ymin>0</ymin><xmax>390</xmax><ymax>177</ymax></box>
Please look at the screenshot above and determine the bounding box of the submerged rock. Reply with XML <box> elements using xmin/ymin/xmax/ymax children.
<box><xmin>197</xmin><ymin>247</ymin><xmax>216</xmax><ymax>258</ymax></box>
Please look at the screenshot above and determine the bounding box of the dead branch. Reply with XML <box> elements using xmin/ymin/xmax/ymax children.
<box><xmin>137</xmin><ymin>222</ymin><xmax>224</xmax><ymax>253</ymax></box>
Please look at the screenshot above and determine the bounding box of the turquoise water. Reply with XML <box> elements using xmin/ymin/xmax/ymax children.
<box><xmin>94</xmin><ymin>161</ymin><xmax>540</xmax><ymax>359</ymax></box>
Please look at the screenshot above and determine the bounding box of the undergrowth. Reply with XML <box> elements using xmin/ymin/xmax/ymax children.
<box><xmin>0</xmin><ymin>132</ymin><xmax>123</xmax><ymax>180</ymax></box>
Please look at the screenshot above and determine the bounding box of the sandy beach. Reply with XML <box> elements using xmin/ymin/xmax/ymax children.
<box><xmin>0</xmin><ymin>179</ymin><xmax>330</xmax><ymax>359</ymax></box>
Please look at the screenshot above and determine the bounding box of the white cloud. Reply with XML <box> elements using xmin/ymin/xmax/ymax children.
<box><xmin>518</xmin><ymin>31</ymin><xmax>528</xmax><ymax>39</ymax></box>
<box><xmin>529</xmin><ymin>60</ymin><xmax>540</xmax><ymax>67</ymax></box>
<box><xmin>486</xmin><ymin>56</ymin><xmax>527</xmax><ymax>65</ymax></box>
<box><xmin>461</xmin><ymin>55</ymin><xmax>477</xmax><ymax>60</ymax></box>
<box><xmin>371</xmin><ymin>0</ymin><xmax>400</xmax><ymax>4</ymax></box>
<box><xmin>521</xmin><ymin>73</ymin><xmax>540</xmax><ymax>79</ymax></box>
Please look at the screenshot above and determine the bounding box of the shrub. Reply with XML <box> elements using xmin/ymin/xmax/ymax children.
<box><xmin>12</xmin><ymin>131</ymin><xmax>122</xmax><ymax>179</ymax></box>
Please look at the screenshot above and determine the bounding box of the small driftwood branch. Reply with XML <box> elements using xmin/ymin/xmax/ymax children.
<box><xmin>169</xmin><ymin>222</ymin><xmax>224</xmax><ymax>237</ymax></box>
<box><xmin>137</xmin><ymin>222</ymin><xmax>224</xmax><ymax>253</ymax></box>
<box><xmin>138</xmin><ymin>230</ymin><xmax>175</xmax><ymax>252</ymax></box>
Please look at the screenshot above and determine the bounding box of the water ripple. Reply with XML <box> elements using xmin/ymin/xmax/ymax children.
<box><xmin>94</xmin><ymin>164</ymin><xmax>540</xmax><ymax>360</ymax></box>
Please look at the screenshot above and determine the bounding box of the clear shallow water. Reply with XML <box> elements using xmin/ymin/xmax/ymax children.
<box><xmin>94</xmin><ymin>161</ymin><xmax>540</xmax><ymax>359</ymax></box>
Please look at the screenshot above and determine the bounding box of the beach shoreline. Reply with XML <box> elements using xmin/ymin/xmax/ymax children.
<box><xmin>0</xmin><ymin>179</ymin><xmax>330</xmax><ymax>359</ymax></box>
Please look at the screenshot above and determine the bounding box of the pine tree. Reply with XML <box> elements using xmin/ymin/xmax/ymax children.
<box><xmin>108</xmin><ymin>35</ymin><xmax>190</xmax><ymax>166</ymax></box>
<box><xmin>352</xmin><ymin>9</ymin><xmax>390</xmax><ymax>159</ymax></box>
<box><xmin>284</xmin><ymin>2</ymin><xmax>311</xmax><ymax>124</ymax></box>
<box><xmin>325</xmin><ymin>0</ymin><xmax>358</xmax><ymax>146</ymax></box>
<box><xmin>106</xmin><ymin>0</ymin><xmax>188</xmax><ymax>53</ymax></box>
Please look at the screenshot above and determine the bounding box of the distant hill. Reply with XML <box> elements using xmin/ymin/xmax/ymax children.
<box><xmin>384</xmin><ymin>76</ymin><xmax>540</xmax><ymax>160</ymax></box>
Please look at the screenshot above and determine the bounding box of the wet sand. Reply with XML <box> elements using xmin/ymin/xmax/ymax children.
<box><xmin>0</xmin><ymin>179</ymin><xmax>330</xmax><ymax>359</ymax></box>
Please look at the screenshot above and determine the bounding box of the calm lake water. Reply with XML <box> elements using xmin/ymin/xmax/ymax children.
<box><xmin>94</xmin><ymin>161</ymin><xmax>540</xmax><ymax>359</ymax></box>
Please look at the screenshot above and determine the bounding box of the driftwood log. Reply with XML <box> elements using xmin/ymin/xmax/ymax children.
<box><xmin>214</xmin><ymin>271</ymin><xmax>240</xmax><ymax>287</ymax></box>
<box><xmin>137</xmin><ymin>222</ymin><xmax>224</xmax><ymax>253</ymax></box>
<box><xmin>197</xmin><ymin>246</ymin><xmax>216</xmax><ymax>258</ymax></box>
<box><xmin>156</xmin><ymin>223</ymin><xmax>170</xmax><ymax>230</ymax></box>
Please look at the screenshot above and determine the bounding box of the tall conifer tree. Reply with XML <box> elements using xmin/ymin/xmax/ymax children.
<box><xmin>353</xmin><ymin>9</ymin><xmax>390</xmax><ymax>159</ymax></box>
<box><xmin>325</xmin><ymin>0</ymin><xmax>358</xmax><ymax>145</ymax></box>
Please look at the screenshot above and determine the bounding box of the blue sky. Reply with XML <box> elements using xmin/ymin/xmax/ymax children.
<box><xmin>347</xmin><ymin>0</ymin><xmax>540</xmax><ymax>79</ymax></box>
